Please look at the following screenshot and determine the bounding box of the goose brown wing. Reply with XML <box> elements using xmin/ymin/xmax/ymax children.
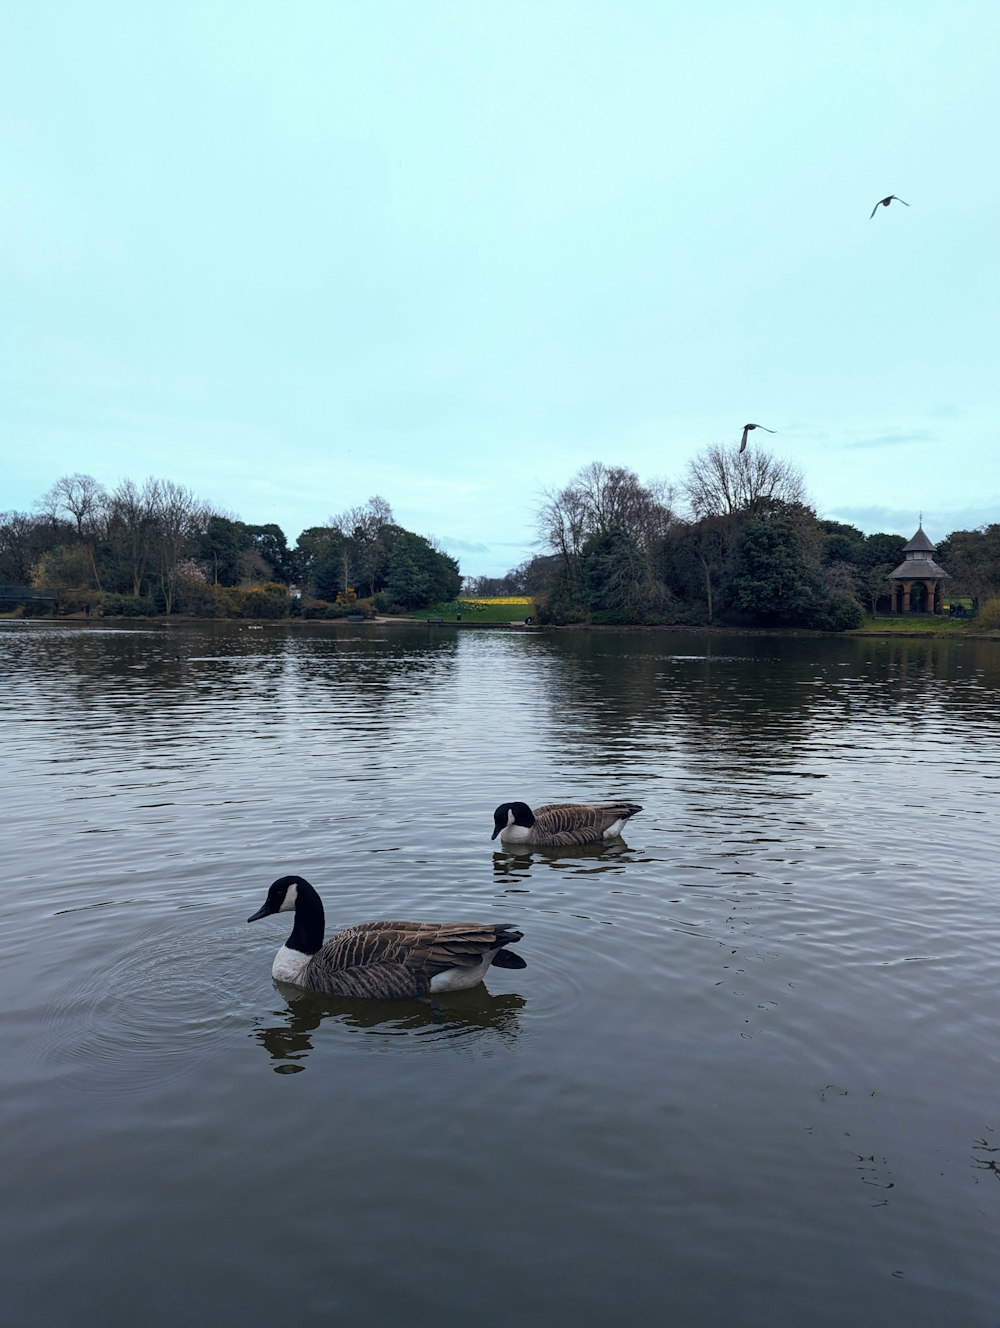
<box><xmin>534</xmin><ymin>802</ymin><xmax>641</xmax><ymax>840</ymax></box>
<box><xmin>317</xmin><ymin>920</ymin><xmax>524</xmax><ymax>982</ymax></box>
<box><xmin>302</xmin><ymin>958</ymin><xmax>431</xmax><ymax>999</ymax></box>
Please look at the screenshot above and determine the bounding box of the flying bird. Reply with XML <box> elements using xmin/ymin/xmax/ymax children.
<box><xmin>739</xmin><ymin>423</ymin><xmax>775</xmax><ymax>453</ymax></box>
<box><xmin>870</xmin><ymin>195</ymin><xmax>909</xmax><ymax>219</ymax></box>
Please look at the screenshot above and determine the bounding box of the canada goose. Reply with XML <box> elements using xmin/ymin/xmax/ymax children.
<box><xmin>492</xmin><ymin>800</ymin><xmax>642</xmax><ymax>847</ymax></box>
<box><xmin>870</xmin><ymin>194</ymin><xmax>909</xmax><ymax>218</ymax></box>
<box><xmin>247</xmin><ymin>875</ymin><xmax>526</xmax><ymax>997</ymax></box>
<box><xmin>739</xmin><ymin>423</ymin><xmax>776</xmax><ymax>453</ymax></box>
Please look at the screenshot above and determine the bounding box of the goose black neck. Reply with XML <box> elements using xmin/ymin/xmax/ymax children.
<box><xmin>287</xmin><ymin>879</ymin><xmax>325</xmax><ymax>955</ymax></box>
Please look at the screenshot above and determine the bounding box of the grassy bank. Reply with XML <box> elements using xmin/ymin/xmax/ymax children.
<box><xmin>851</xmin><ymin>614</ymin><xmax>973</xmax><ymax>636</ymax></box>
<box><xmin>408</xmin><ymin>597</ymin><xmax>537</xmax><ymax>624</ymax></box>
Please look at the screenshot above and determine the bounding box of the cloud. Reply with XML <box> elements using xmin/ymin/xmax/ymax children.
<box><xmin>926</xmin><ymin>402</ymin><xmax>961</xmax><ymax>420</ymax></box>
<box><xmin>839</xmin><ymin>429</ymin><xmax>936</xmax><ymax>450</ymax></box>
<box><xmin>825</xmin><ymin>502</ymin><xmax>1000</xmax><ymax>537</ymax></box>
<box><xmin>437</xmin><ymin>535</ymin><xmax>491</xmax><ymax>554</ymax></box>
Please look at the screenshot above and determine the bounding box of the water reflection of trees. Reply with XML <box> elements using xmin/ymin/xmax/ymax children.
<box><xmin>531</xmin><ymin>631</ymin><xmax>822</xmax><ymax>774</ymax></box>
<box><xmin>530</xmin><ymin>631</ymin><xmax>1000</xmax><ymax>775</ymax></box>
<box><xmin>8</xmin><ymin>622</ymin><xmax>1000</xmax><ymax>796</ymax></box>
<box><xmin>2</xmin><ymin>622</ymin><xmax>462</xmax><ymax>740</ymax></box>
<box><xmin>290</xmin><ymin>626</ymin><xmax>459</xmax><ymax>730</ymax></box>
<box><xmin>4</xmin><ymin>622</ymin><xmax>292</xmax><ymax>726</ymax></box>
<box><xmin>11</xmin><ymin>625</ymin><xmax>1000</xmax><ymax>745</ymax></box>
<box><xmin>251</xmin><ymin>982</ymin><xmax>525</xmax><ymax>1072</ymax></box>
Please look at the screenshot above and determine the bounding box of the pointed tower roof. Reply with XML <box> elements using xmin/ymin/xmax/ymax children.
<box><xmin>889</xmin><ymin>523</ymin><xmax>948</xmax><ymax>580</ymax></box>
<box><xmin>903</xmin><ymin>524</ymin><xmax>935</xmax><ymax>553</ymax></box>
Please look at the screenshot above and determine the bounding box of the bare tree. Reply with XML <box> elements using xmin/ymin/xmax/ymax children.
<box><xmin>0</xmin><ymin>512</ymin><xmax>52</xmax><ymax>585</ymax></box>
<box><xmin>325</xmin><ymin>496</ymin><xmax>397</xmax><ymax>597</ymax></box>
<box><xmin>329</xmin><ymin>496</ymin><xmax>395</xmax><ymax>540</ymax></box>
<box><xmin>325</xmin><ymin>521</ymin><xmax>358</xmax><ymax>595</ymax></box>
<box><xmin>106</xmin><ymin>478</ymin><xmax>161</xmax><ymax>597</ymax></box>
<box><xmin>538</xmin><ymin>482</ymin><xmax>589</xmax><ymax>564</ymax></box>
<box><xmin>35</xmin><ymin>473</ymin><xmax>108</xmax><ymax>590</ymax></box>
<box><xmin>37</xmin><ymin>473</ymin><xmax>107</xmax><ymax>539</ymax></box>
<box><xmin>571</xmin><ymin>462</ymin><xmax>677</xmax><ymax>548</ymax></box>
<box><xmin>364</xmin><ymin>495</ymin><xmax>394</xmax><ymax>529</ymax></box>
<box><xmin>860</xmin><ymin>562</ymin><xmax>893</xmax><ymax>615</ymax></box>
<box><xmin>150</xmin><ymin>480</ymin><xmax>202</xmax><ymax>613</ymax></box>
<box><xmin>540</xmin><ymin>464</ymin><xmax>675</xmax><ymax>558</ymax></box>
<box><xmin>538</xmin><ymin>464</ymin><xmax>677</xmax><ymax>618</ymax></box>
<box><xmin>683</xmin><ymin>444</ymin><xmax>807</xmax><ymax>520</ymax></box>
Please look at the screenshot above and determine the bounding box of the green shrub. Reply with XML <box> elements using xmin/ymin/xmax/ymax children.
<box><xmin>807</xmin><ymin>592</ymin><xmax>863</xmax><ymax>632</ymax></box>
<box><xmin>535</xmin><ymin>598</ymin><xmax>587</xmax><ymax>625</ymax></box>
<box><xmin>373</xmin><ymin>591</ymin><xmax>410</xmax><ymax>615</ymax></box>
<box><xmin>54</xmin><ymin>589</ymin><xmax>101</xmax><ymax>616</ymax></box>
<box><xmin>174</xmin><ymin>580</ymin><xmax>221</xmax><ymax>616</ymax></box>
<box><xmin>242</xmin><ymin>583</ymin><xmax>290</xmax><ymax>618</ymax></box>
<box><xmin>297</xmin><ymin>596</ymin><xmax>373</xmax><ymax>619</ymax></box>
<box><xmin>212</xmin><ymin>583</ymin><xmax>290</xmax><ymax>618</ymax></box>
<box><xmin>100</xmin><ymin>593</ymin><xmax>156</xmax><ymax>617</ymax></box>
<box><xmin>975</xmin><ymin>598</ymin><xmax>1000</xmax><ymax>631</ymax></box>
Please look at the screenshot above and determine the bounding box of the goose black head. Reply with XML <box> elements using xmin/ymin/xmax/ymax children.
<box><xmin>247</xmin><ymin>874</ymin><xmax>310</xmax><ymax>923</ymax></box>
<box><xmin>492</xmin><ymin>801</ymin><xmax>535</xmax><ymax>840</ymax></box>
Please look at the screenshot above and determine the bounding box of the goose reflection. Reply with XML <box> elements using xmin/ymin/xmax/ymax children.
<box><xmin>493</xmin><ymin>838</ymin><xmax>636</xmax><ymax>881</ymax></box>
<box><xmin>252</xmin><ymin>983</ymin><xmax>525</xmax><ymax>1072</ymax></box>
<box><xmin>972</xmin><ymin>1132</ymin><xmax>999</xmax><ymax>1180</ymax></box>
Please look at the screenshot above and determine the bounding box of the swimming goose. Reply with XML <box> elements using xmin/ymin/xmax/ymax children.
<box><xmin>492</xmin><ymin>800</ymin><xmax>642</xmax><ymax>847</ymax></box>
<box><xmin>247</xmin><ymin>875</ymin><xmax>526</xmax><ymax>998</ymax></box>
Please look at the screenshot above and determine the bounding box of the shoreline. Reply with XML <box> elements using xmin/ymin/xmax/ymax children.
<box><xmin>3</xmin><ymin>612</ymin><xmax>997</xmax><ymax>641</ymax></box>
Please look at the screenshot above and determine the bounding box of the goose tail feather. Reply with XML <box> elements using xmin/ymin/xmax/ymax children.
<box><xmin>493</xmin><ymin>923</ymin><xmax>525</xmax><ymax>947</ymax></box>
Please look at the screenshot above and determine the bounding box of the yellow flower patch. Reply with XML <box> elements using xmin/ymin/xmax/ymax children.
<box><xmin>458</xmin><ymin>596</ymin><xmax>534</xmax><ymax>608</ymax></box>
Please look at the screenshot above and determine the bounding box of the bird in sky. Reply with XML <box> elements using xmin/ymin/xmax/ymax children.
<box><xmin>739</xmin><ymin>423</ymin><xmax>775</xmax><ymax>453</ymax></box>
<box><xmin>870</xmin><ymin>194</ymin><xmax>909</xmax><ymax>219</ymax></box>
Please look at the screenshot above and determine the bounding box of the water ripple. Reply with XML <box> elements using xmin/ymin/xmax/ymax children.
<box><xmin>3</xmin><ymin>623</ymin><xmax>1000</xmax><ymax>1326</ymax></box>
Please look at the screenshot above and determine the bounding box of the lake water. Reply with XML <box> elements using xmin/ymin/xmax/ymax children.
<box><xmin>2</xmin><ymin>620</ymin><xmax>999</xmax><ymax>1327</ymax></box>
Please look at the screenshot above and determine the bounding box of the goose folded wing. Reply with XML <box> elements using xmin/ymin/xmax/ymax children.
<box><xmin>593</xmin><ymin>800</ymin><xmax>642</xmax><ymax>825</ymax></box>
<box><xmin>302</xmin><ymin>958</ymin><xmax>432</xmax><ymax>999</ymax></box>
<box><xmin>533</xmin><ymin>802</ymin><xmax>598</xmax><ymax>828</ymax></box>
<box><xmin>417</xmin><ymin>922</ymin><xmax>524</xmax><ymax>975</ymax></box>
<box><xmin>535</xmin><ymin>802</ymin><xmax>638</xmax><ymax>842</ymax></box>
<box><xmin>322</xmin><ymin>921</ymin><xmax>522</xmax><ymax>981</ymax></box>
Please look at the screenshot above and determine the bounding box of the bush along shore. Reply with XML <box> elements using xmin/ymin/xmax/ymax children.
<box><xmin>3</xmin><ymin>463</ymin><xmax>999</xmax><ymax>631</ymax></box>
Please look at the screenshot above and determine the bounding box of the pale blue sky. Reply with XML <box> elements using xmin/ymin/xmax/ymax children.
<box><xmin>2</xmin><ymin>1</ymin><xmax>997</xmax><ymax>575</ymax></box>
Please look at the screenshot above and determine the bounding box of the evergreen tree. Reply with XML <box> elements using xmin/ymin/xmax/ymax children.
<box><xmin>385</xmin><ymin>531</ymin><xmax>460</xmax><ymax>609</ymax></box>
<box><xmin>728</xmin><ymin>519</ymin><xmax>815</xmax><ymax>625</ymax></box>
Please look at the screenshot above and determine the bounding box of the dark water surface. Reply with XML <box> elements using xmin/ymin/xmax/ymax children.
<box><xmin>2</xmin><ymin>621</ymin><xmax>999</xmax><ymax>1327</ymax></box>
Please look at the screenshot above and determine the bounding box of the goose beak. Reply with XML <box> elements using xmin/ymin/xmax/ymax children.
<box><xmin>247</xmin><ymin>901</ymin><xmax>277</xmax><ymax>923</ymax></box>
<box><xmin>491</xmin><ymin>825</ymin><xmax>501</xmax><ymax>841</ymax></box>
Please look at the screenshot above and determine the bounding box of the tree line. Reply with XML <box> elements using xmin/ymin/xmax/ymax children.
<box><xmin>3</xmin><ymin>452</ymin><xmax>998</xmax><ymax>627</ymax></box>
<box><xmin>0</xmin><ymin>476</ymin><xmax>459</xmax><ymax>618</ymax></box>
<box><xmin>466</xmin><ymin>449</ymin><xmax>1000</xmax><ymax>629</ymax></box>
